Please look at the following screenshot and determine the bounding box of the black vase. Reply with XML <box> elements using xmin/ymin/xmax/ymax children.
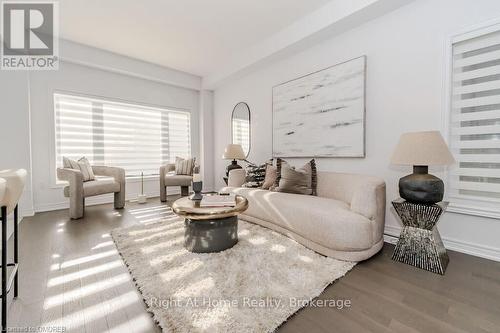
<box><xmin>399</xmin><ymin>166</ymin><xmax>444</xmax><ymax>204</ymax></box>
<box><xmin>191</xmin><ymin>181</ymin><xmax>203</xmax><ymax>201</ymax></box>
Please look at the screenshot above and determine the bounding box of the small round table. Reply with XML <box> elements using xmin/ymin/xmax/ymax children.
<box><xmin>172</xmin><ymin>195</ymin><xmax>248</xmax><ymax>253</ymax></box>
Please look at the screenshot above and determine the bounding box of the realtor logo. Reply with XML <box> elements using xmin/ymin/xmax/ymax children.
<box><xmin>1</xmin><ymin>1</ymin><xmax>59</xmax><ymax>70</ymax></box>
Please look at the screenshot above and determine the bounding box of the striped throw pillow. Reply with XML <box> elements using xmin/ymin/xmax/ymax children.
<box><xmin>175</xmin><ymin>157</ymin><xmax>196</xmax><ymax>175</ymax></box>
<box><xmin>78</xmin><ymin>157</ymin><xmax>95</xmax><ymax>182</ymax></box>
<box><xmin>63</xmin><ymin>156</ymin><xmax>79</xmax><ymax>170</ymax></box>
<box><xmin>63</xmin><ymin>156</ymin><xmax>95</xmax><ymax>182</ymax></box>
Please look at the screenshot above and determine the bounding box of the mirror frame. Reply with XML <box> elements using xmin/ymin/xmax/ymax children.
<box><xmin>231</xmin><ymin>102</ymin><xmax>251</xmax><ymax>158</ymax></box>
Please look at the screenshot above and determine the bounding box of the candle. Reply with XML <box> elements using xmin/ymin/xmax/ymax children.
<box><xmin>192</xmin><ymin>173</ymin><xmax>202</xmax><ymax>183</ymax></box>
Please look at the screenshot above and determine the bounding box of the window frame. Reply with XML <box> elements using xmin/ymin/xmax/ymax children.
<box><xmin>50</xmin><ymin>90</ymin><xmax>192</xmax><ymax>187</ymax></box>
<box><xmin>443</xmin><ymin>18</ymin><xmax>500</xmax><ymax>219</ymax></box>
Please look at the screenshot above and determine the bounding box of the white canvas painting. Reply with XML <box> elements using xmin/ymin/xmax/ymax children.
<box><xmin>273</xmin><ymin>56</ymin><xmax>366</xmax><ymax>157</ymax></box>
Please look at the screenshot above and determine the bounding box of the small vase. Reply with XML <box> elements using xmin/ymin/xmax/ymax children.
<box><xmin>191</xmin><ymin>181</ymin><xmax>203</xmax><ymax>200</ymax></box>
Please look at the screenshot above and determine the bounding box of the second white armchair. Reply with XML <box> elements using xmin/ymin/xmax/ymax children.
<box><xmin>58</xmin><ymin>165</ymin><xmax>125</xmax><ymax>219</ymax></box>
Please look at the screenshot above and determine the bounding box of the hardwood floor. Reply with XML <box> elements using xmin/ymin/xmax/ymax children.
<box><xmin>5</xmin><ymin>197</ymin><xmax>500</xmax><ymax>332</ymax></box>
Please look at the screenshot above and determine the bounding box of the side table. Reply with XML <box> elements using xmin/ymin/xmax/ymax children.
<box><xmin>391</xmin><ymin>198</ymin><xmax>449</xmax><ymax>275</ymax></box>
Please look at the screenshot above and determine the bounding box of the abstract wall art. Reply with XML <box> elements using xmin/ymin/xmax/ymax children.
<box><xmin>272</xmin><ymin>56</ymin><xmax>366</xmax><ymax>157</ymax></box>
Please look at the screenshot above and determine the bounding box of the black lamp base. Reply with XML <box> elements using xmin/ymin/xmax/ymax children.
<box><xmin>226</xmin><ymin>160</ymin><xmax>242</xmax><ymax>177</ymax></box>
<box><xmin>399</xmin><ymin>166</ymin><xmax>444</xmax><ymax>204</ymax></box>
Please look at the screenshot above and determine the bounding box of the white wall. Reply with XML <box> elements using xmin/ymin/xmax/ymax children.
<box><xmin>213</xmin><ymin>0</ymin><xmax>500</xmax><ymax>260</ymax></box>
<box><xmin>60</xmin><ymin>39</ymin><xmax>201</xmax><ymax>91</ymax></box>
<box><xmin>1</xmin><ymin>41</ymin><xmax>203</xmax><ymax>215</ymax></box>
<box><xmin>0</xmin><ymin>72</ymin><xmax>34</xmax><ymax>217</ymax></box>
<box><xmin>0</xmin><ymin>72</ymin><xmax>34</xmax><ymax>243</ymax></box>
<box><xmin>29</xmin><ymin>60</ymin><xmax>200</xmax><ymax>212</ymax></box>
<box><xmin>199</xmin><ymin>90</ymin><xmax>215</xmax><ymax>191</ymax></box>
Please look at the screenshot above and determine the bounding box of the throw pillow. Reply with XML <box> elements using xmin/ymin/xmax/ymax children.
<box><xmin>78</xmin><ymin>157</ymin><xmax>95</xmax><ymax>182</ymax></box>
<box><xmin>273</xmin><ymin>158</ymin><xmax>317</xmax><ymax>195</ymax></box>
<box><xmin>175</xmin><ymin>157</ymin><xmax>196</xmax><ymax>175</ymax></box>
<box><xmin>62</xmin><ymin>156</ymin><xmax>95</xmax><ymax>182</ymax></box>
<box><xmin>63</xmin><ymin>157</ymin><xmax>79</xmax><ymax>170</ymax></box>
<box><xmin>242</xmin><ymin>163</ymin><xmax>267</xmax><ymax>188</ymax></box>
<box><xmin>261</xmin><ymin>164</ymin><xmax>277</xmax><ymax>190</ymax></box>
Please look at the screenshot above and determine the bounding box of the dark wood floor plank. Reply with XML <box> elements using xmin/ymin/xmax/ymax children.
<box><xmin>3</xmin><ymin>197</ymin><xmax>499</xmax><ymax>333</ymax></box>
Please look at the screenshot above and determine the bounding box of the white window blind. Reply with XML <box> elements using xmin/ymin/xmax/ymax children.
<box><xmin>232</xmin><ymin>118</ymin><xmax>250</xmax><ymax>155</ymax></box>
<box><xmin>449</xmin><ymin>27</ymin><xmax>500</xmax><ymax>217</ymax></box>
<box><xmin>54</xmin><ymin>93</ymin><xmax>191</xmax><ymax>177</ymax></box>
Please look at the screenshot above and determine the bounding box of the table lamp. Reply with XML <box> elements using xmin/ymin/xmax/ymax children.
<box><xmin>390</xmin><ymin>131</ymin><xmax>455</xmax><ymax>204</ymax></box>
<box><xmin>222</xmin><ymin>144</ymin><xmax>246</xmax><ymax>177</ymax></box>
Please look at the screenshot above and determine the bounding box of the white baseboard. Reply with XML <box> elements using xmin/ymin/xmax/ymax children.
<box><xmin>383</xmin><ymin>233</ymin><xmax>398</xmax><ymax>245</ymax></box>
<box><xmin>384</xmin><ymin>225</ymin><xmax>500</xmax><ymax>262</ymax></box>
<box><xmin>21</xmin><ymin>209</ymin><xmax>35</xmax><ymax>217</ymax></box>
<box><xmin>34</xmin><ymin>189</ymin><xmax>180</xmax><ymax>213</ymax></box>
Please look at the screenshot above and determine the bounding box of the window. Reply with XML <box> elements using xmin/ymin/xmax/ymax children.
<box><xmin>448</xmin><ymin>25</ymin><xmax>500</xmax><ymax>218</ymax></box>
<box><xmin>232</xmin><ymin>117</ymin><xmax>250</xmax><ymax>155</ymax></box>
<box><xmin>54</xmin><ymin>93</ymin><xmax>191</xmax><ymax>177</ymax></box>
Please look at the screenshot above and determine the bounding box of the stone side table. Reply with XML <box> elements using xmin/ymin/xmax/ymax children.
<box><xmin>391</xmin><ymin>198</ymin><xmax>449</xmax><ymax>275</ymax></box>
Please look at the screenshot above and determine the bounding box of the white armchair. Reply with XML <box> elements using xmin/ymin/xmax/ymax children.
<box><xmin>57</xmin><ymin>165</ymin><xmax>125</xmax><ymax>219</ymax></box>
<box><xmin>160</xmin><ymin>164</ymin><xmax>200</xmax><ymax>202</ymax></box>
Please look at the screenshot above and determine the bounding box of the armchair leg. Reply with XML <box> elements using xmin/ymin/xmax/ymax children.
<box><xmin>181</xmin><ymin>186</ymin><xmax>189</xmax><ymax>197</ymax></box>
<box><xmin>160</xmin><ymin>186</ymin><xmax>167</xmax><ymax>202</ymax></box>
<box><xmin>114</xmin><ymin>191</ymin><xmax>125</xmax><ymax>209</ymax></box>
<box><xmin>69</xmin><ymin>195</ymin><xmax>84</xmax><ymax>220</ymax></box>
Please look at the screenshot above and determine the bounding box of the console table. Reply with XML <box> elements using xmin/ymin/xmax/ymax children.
<box><xmin>391</xmin><ymin>198</ymin><xmax>449</xmax><ymax>275</ymax></box>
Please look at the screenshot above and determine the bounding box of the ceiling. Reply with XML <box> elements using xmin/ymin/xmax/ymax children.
<box><xmin>59</xmin><ymin>0</ymin><xmax>333</xmax><ymax>77</ymax></box>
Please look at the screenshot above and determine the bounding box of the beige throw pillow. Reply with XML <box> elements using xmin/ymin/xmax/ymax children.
<box><xmin>63</xmin><ymin>156</ymin><xmax>79</xmax><ymax>170</ymax></box>
<box><xmin>175</xmin><ymin>157</ymin><xmax>196</xmax><ymax>175</ymax></box>
<box><xmin>261</xmin><ymin>164</ymin><xmax>277</xmax><ymax>190</ymax></box>
<box><xmin>63</xmin><ymin>156</ymin><xmax>95</xmax><ymax>182</ymax></box>
<box><xmin>78</xmin><ymin>157</ymin><xmax>95</xmax><ymax>182</ymax></box>
<box><xmin>273</xmin><ymin>158</ymin><xmax>317</xmax><ymax>195</ymax></box>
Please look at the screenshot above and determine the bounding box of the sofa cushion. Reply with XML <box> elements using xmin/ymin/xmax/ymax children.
<box><xmin>225</xmin><ymin>187</ymin><xmax>373</xmax><ymax>251</ymax></box>
<box><xmin>164</xmin><ymin>173</ymin><xmax>192</xmax><ymax>186</ymax></box>
<box><xmin>64</xmin><ymin>176</ymin><xmax>119</xmax><ymax>197</ymax></box>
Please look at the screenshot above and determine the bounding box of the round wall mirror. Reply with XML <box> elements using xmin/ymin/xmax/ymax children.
<box><xmin>231</xmin><ymin>102</ymin><xmax>251</xmax><ymax>157</ymax></box>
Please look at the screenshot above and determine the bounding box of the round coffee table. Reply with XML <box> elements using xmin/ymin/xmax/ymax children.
<box><xmin>172</xmin><ymin>195</ymin><xmax>248</xmax><ymax>253</ymax></box>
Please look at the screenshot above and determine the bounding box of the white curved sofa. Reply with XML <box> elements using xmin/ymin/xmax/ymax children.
<box><xmin>223</xmin><ymin>169</ymin><xmax>386</xmax><ymax>261</ymax></box>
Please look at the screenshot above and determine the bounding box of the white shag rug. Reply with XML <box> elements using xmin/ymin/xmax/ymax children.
<box><xmin>111</xmin><ymin>211</ymin><xmax>355</xmax><ymax>333</ymax></box>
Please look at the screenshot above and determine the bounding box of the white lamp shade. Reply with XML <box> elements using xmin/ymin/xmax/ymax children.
<box><xmin>0</xmin><ymin>169</ymin><xmax>27</xmax><ymax>215</ymax></box>
<box><xmin>222</xmin><ymin>144</ymin><xmax>246</xmax><ymax>160</ymax></box>
<box><xmin>391</xmin><ymin>131</ymin><xmax>455</xmax><ymax>166</ymax></box>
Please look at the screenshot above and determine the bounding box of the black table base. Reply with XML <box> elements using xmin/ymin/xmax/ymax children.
<box><xmin>184</xmin><ymin>216</ymin><xmax>238</xmax><ymax>253</ymax></box>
